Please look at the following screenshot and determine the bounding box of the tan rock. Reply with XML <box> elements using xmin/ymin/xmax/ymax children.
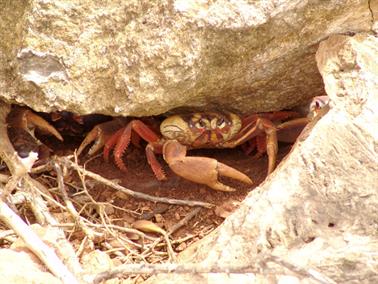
<box><xmin>81</xmin><ymin>250</ymin><xmax>114</xmax><ymax>274</ymax></box>
<box><xmin>145</xmin><ymin>33</ymin><xmax>378</xmax><ymax>283</ymax></box>
<box><xmin>0</xmin><ymin>1</ymin><xmax>376</xmax><ymax>116</ymax></box>
<box><xmin>10</xmin><ymin>224</ymin><xmax>82</xmax><ymax>279</ymax></box>
<box><xmin>0</xmin><ymin>249</ymin><xmax>61</xmax><ymax>284</ymax></box>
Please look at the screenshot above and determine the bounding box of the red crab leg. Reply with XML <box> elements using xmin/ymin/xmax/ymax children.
<box><xmin>163</xmin><ymin>140</ymin><xmax>253</xmax><ymax>192</ymax></box>
<box><xmin>265</xmin><ymin>123</ymin><xmax>278</xmax><ymax>175</ymax></box>
<box><xmin>275</xmin><ymin>117</ymin><xmax>310</xmax><ymax>143</ymax></box>
<box><xmin>230</xmin><ymin>117</ymin><xmax>279</xmax><ymax>174</ymax></box>
<box><xmin>276</xmin><ymin>117</ymin><xmax>310</xmax><ymax>131</ymax></box>
<box><xmin>103</xmin><ymin>125</ymin><xmax>145</xmax><ymax>161</ymax></box>
<box><xmin>241</xmin><ymin>111</ymin><xmax>299</xmax><ymax>127</ymax></box>
<box><xmin>225</xmin><ymin>116</ymin><xmax>276</xmax><ymax>148</ymax></box>
<box><xmin>237</xmin><ymin>111</ymin><xmax>300</xmax><ymax>145</ymax></box>
<box><xmin>77</xmin><ymin>119</ymin><xmax>125</xmax><ymax>156</ymax></box>
<box><xmin>241</xmin><ymin>138</ymin><xmax>257</xmax><ymax>155</ymax></box>
<box><xmin>146</xmin><ymin>143</ymin><xmax>166</xmax><ymax>181</ymax></box>
<box><xmin>103</xmin><ymin>127</ymin><xmax>124</xmax><ymax>162</ymax></box>
<box><xmin>253</xmin><ymin>136</ymin><xmax>268</xmax><ymax>159</ymax></box>
<box><xmin>112</xmin><ymin>120</ymin><xmax>160</xmax><ymax>172</ymax></box>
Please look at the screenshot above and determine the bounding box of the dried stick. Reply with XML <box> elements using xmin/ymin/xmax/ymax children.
<box><xmin>57</xmin><ymin>156</ymin><xmax>214</xmax><ymax>208</ymax></box>
<box><xmin>266</xmin><ymin>255</ymin><xmax>337</xmax><ymax>284</ymax></box>
<box><xmin>0</xmin><ymin>173</ymin><xmax>10</xmax><ymax>183</ymax></box>
<box><xmin>90</xmin><ymin>254</ymin><xmax>336</xmax><ymax>284</ymax></box>
<box><xmin>89</xmin><ymin>262</ymin><xmax>260</xmax><ymax>284</ymax></box>
<box><xmin>142</xmin><ymin>207</ymin><xmax>202</xmax><ymax>258</ymax></box>
<box><xmin>53</xmin><ymin>161</ymin><xmax>97</xmax><ymax>240</ymax></box>
<box><xmin>167</xmin><ymin>207</ymin><xmax>202</xmax><ymax>236</ymax></box>
<box><xmin>0</xmin><ymin>197</ymin><xmax>80</xmax><ymax>284</ymax></box>
<box><xmin>0</xmin><ymin>101</ymin><xmax>83</xmax><ymax>282</ymax></box>
<box><xmin>0</xmin><ymin>102</ymin><xmax>28</xmax><ymax>178</ymax></box>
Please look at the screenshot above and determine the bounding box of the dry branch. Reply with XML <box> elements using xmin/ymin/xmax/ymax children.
<box><xmin>0</xmin><ymin>102</ymin><xmax>28</xmax><ymax>177</ymax></box>
<box><xmin>0</xmin><ymin>173</ymin><xmax>9</xmax><ymax>183</ymax></box>
<box><xmin>142</xmin><ymin>207</ymin><xmax>202</xmax><ymax>258</ymax></box>
<box><xmin>0</xmin><ymin>197</ymin><xmax>80</xmax><ymax>284</ymax></box>
<box><xmin>89</xmin><ymin>254</ymin><xmax>336</xmax><ymax>284</ymax></box>
<box><xmin>53</xmin><ymin>161</ymin><xmax>97</xmax><ymax>240</ymax></box>
<box><xmin>57</xmin><ymin>156</ymin><xmax>214</xmax><ymax>208</ymax></box>
<box><xmin>0</xmin><ymin>101</ymin><xmax>83</xmax><ymax>283</ymax></box>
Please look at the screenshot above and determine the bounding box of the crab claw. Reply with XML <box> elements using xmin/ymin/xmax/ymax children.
<box><xmin>163</xmin><ymin>140</ymin><xmax>253</xmax><ymax>192</ymax></box>
<box><xmin>7</xmin><ymin>107</ymin><xmax>63</xmax><ymax>142</ymax></box>
<box><xmin>77</xmin><ymin>118</ymin><xmax>126</xmax><ymax>156</ymax></box>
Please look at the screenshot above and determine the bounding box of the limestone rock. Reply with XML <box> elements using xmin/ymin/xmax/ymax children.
<box><xmin>81</xmin><ymin>250</ymin><xmax>114</xmax><ymax>274</ymax></box>
<box><xmin>0</xmin><ymin>1</ymin><xmax>376</xmax><ymax>116</ymax></box>
<box><xmin>0</xmin><ymin>249</ymin><xmax>61</xmax><ymax>284</ymax></box>
<box><xmin>145</xmin><ymin>33</ymin><xmax>378</xmax><ymax>283</ymax></box>
<box><xmin>10</xmin><ymin>224</ymin><xmax>82</xmax><ymax>281</ymax></box>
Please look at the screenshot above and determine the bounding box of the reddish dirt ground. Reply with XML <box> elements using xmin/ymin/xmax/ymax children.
<box><xmin>2</xmin><ymin>115</ymin><xmax>293</xmax><ymax>263</ymax></box>
<box><xmin>69</xmin><ymin>141</ymin><xmax>292</xmax><ymax>253</ymax></box>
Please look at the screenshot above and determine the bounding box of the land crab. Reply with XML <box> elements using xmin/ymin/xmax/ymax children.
<box><xmin>6</xmin><ymin>105</ymin><xmax>63</xmax><ymax>160</ymax></box>
<box><xmin>77</xmin><ymin>96</ymin><xmax>329</xmax><ymax>192</ymax></box>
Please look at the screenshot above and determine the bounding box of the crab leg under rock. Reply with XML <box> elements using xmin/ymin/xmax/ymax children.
<box><xmin>76</xmin><ymin>118</ymin><xmax>127</xmax><ymax>156</ymax></box>
<box><xmin>7</xmin><ymin>107</ymin><xmax>63</xmax><ymax>142</ymax></box>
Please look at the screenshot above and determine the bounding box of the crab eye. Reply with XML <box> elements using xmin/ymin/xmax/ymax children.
<box><xmin>217</xmin><ymin>118</ymin><xmax>226</xmax><ymax>128</ymax></box>
<box><xmin>195</xmin><ymin>119</ymin><xmax>206</xmax><ymax>129</ymax></box>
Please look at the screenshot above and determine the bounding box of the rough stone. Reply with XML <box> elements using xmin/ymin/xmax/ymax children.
<box><xmin>0</xmin><ymin>1</ymin><xmax>376</xmax><ymax>116</ymax></box>
<box><xmin>81</xmin><ymin>250</ymin><xmax>114</xmax><ymax>274</ymax></box>
<box><xmin>0</xmin><ymin>249</ymin><xmax>61</xmax><ymax>284</ymax></box>
<box><xmin>145</xmin><ymin>33</ymin><xmax>378</xmax><ymax>283</ymax></box>
<box><xmin>10</xmin><ymin>224</ymin><xmax>83</xmax><ymax>281</ymax></box>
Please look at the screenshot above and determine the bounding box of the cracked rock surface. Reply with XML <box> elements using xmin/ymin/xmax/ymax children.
<box><xmin>0</xmin><ymin>0</ymin><xmax>376</xmax><ymax>116</ymax></box>
<box><xmin>145</xmin><ymin>33</ymin><xmax>378</xmax><ymax>284</ymax></box>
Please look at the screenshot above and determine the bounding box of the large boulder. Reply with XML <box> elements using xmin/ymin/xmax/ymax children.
<box><xmin>146</xmin><ymin>33</ymin><xmax>378</xmax><ymax>283</ymax></box>
<box><xmin>0</xmin><ymin>1</ymin><xmax>376</xmax><ymax>116</ymax></box>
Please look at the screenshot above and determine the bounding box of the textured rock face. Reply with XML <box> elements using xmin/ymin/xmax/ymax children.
<box><xmin>0</xmin><ymin>1</ymin><xmax>376</xmax><ymax>116</ymax></box>
<box><xmin>146</xmin><ymin>33</ymin><xmax>378</xmax><ymax>283</ymax></box>
<box><xmin>0</xmin><ymin>249</ymin><xmax>61</xmax><ymax>284</ymax></box>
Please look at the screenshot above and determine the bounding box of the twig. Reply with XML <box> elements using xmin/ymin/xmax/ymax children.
<box><xmin>30</xmin><ymin>162</ymin><xmax>54</xmax><ymax>174</ymax></box>
<box><xmin>168</xmin><ymin>207</ymin><xmax>202</xmax><ymax>236</ymax></box>
<box><xmin>89</xmin><ymin>262</ymin><xmax>261</xmax><ymax>284</ymax></box>
<box><xmin>76</xmin><ymin>235</ymin><xmax>91</xmax><ymax>258</ymax></box>
<box><xmin>3</xmin><ymin>175</ymin><xmax>21</xmax><ymax>199</ymax></box>
<box><xmin>0</xmin><ymin>229</ymin><xmax>17</xmax><ymax>243</ymax></box>
<box><xmin>0</xmin><ymin>197</ymin><xmax>80</xmax><ymax>284</ymax></box>
<box><xmin>0</xmin><ymin>102</ymin><xmax>28</xmax><ymax>178</ymax></box>
<box><xmin>162</xmin><ymin>233</ymin><xmax>177</xmax><ymax>262</ymax></box>
<box><xmin>89</xmin><ymin>254</ymin><xmax>336</xmax><ymax>284</ymax></box>
<box><xmin>143</xmin><ymin>207</ymin><xmax>202</xmax><ymax>258</ymax></box>
<box><xmin>57</xmin><ymin>156</ymin><xmax>214</xmax><ymax>208</ymax></box>
<box><xmin>98</xmin><ymin>205</ymin><xmax>148</xmax><ymax>253</ymax></box>
<box><xmin>0</xmin><ymin>101</ymin><xmax>84</xmax><ymax>281</ymax></box>
<box><xmin>17</xmin><ymin>179</ymin><xmax>85</xmax><ymax>278</ymax></box>
<box><xmin>266</xmin><ymin>255</ymin><xmax>337</xmax><ymax>284</ymax></box>
<box><xmin>53</xmin><ymin>161</ymin><xmax>98</xmax><ymax>240</ymax></box>
<box><xmin>0</xmin><ymin>173</ymin><xmax>10</xmax><ymax>183</ymax></box>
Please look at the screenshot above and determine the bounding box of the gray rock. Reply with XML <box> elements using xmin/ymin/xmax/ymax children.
<box><xmin>0</xmin><ymin>1</ymin><xmax>376</xmax><ymax>116</ymax></box>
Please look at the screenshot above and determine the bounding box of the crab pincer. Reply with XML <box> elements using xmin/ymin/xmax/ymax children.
<box><xmin>7</xmin><ymin>107</ymin><xmax>63</xmax><ymax>142</ymax></box>
<box><xmin>163</xmin><ymin>140</ymin><xmax>253</xmax><ymax>192</ymax></box>
<box><xmin>6</xmin><ymin>107</ymin><xmax>64</xmax><ymax>163</ymax></box>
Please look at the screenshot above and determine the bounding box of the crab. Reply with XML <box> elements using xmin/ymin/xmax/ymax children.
<box><xmin>240</xmin><ymin>95</ymin><xmax>330</xmax><ymax>170</ymax></box>
<box><xmin>7</xmin><ymin>106</ymin><xmax>63</xmax><ymax>160</ymax></box>
<box><xmin>77</xmin><ymin>96</ymin><xmax>329</xmax><ymax>192</ymax></box>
